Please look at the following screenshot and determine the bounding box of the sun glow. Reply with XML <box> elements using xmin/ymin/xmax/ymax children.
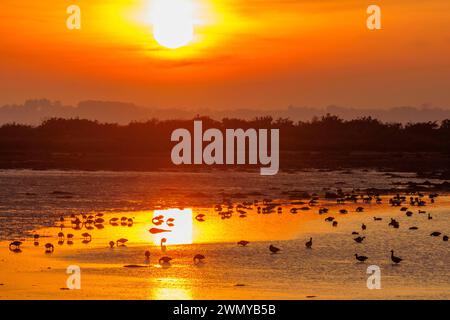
<box><xmin>151</xmin><ymin>0</ymin><xmax>196</xmax><ymax>49</ymax></box>
<box><xmin>152</xmin><ymin>208</ymin><xmax>193</xmax><ymax>245</ymax></box>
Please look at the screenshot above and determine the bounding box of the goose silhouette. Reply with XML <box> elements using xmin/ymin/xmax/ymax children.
<box><xmin>116</xmin><ymin>238</ymin><xmax>128</xmax><ymax>246</ymax></box>
<box><xmin>353</xmin><ymin>236</ymin><xmax>365</xmax><ymax>243</ymax></box>
<box><xmin>443</xmin><ymin>235</ymin><xmax>449</xmax><ymax>242</ymax></box>
<box><xmin>65</xmin><ymin>234</ymin><xmax>74</xmax><ymax>244</ymax></box>
<box><xmin>9</xmin><ymin>241</ymin><xmax>22</xmax><ymax>251</ymax></box>
<box><xmin>45</xmin><ymin>243</ymin><xmax>54</xmax><ymax>254</ymax></box>
<box><xmin>388</xmin><ymin>218</ymin><xmax>400</xmax><ymax>228</ymax></box>
<box><xmin>95</xmin><ymin>218</ymin><xmax>105</xmax><ymax>224</ymax></box>
<box><xmin>144</xmin><ymin>250</ymin><xmax>151</xmax><ymax>259</ymax></box>
<box><xmin>82</xmin><ymin>233</ymin><xmax>92</xmax><ymax>241</ymax></box>
<box><xmin>305</xmin><ymin>237</ymin><xmax>313</xmax><ymax>249</ymax></box>
<box><xmin>237</xmin><ymin>240</ymin><xmax>249</xmax><ymax>247</ymax></box>
<box><xmin>193</xmin><ymin>254</ymin><xmax>205</xmax><ymax>264</ymax></box>
<box><xmin>160</xmin><ymin>238</ymin><xmax>167</xmax><ymax>253</ymax></box>
<box><xmin>354</xmin><ymin>253</ymin><xmax>368</xmax><ymax>262</ymax></box>
<box><xmin>373</xmin><ymin>217</ymin><xmax>382</xmax><ymax>221</ymax></box>
<box><xmin>269</xmin><ymin>245</ymin><xmax>280</xmax><ymax>254</ymax></box>
<box><xmin>430</xmin><ymin>231</ymin><xmax>442</xmax><ymax>237</ymax></box>
<box><xmin>361</xmin><ymin>223</ymin><xmax>366</xmax><ymax>231</ymax></box>
<box><xmin>195</xmin><ymin>214</ymin><xmax>205</xmax><ymax>222</ymax></box>
<box><xmin>127</xmin><ymin>218</ymin><xmax>134</xmax><ymax>227</ymax></box>
<box><xmin>159</xmin><ymin>256</ymin><xmax>172</xmax><ymax>265</ymax></box>
<box><xmin>109</xmin><ymin>241</ymin><xmax>115</xmax><ymax>248</ymax></box>
<box><xmin>109</xmin><ymin>217</ymin><xmax>119</xmax><ymax>224</ymax></box>
<box><xmin>390</xmin><ymin>250</ymin><xmax>402</xmax><ymax>264</ymax></box>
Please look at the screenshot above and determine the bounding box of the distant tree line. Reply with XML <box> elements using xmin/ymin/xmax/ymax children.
<box><xmin>0</xmin><ymin>115</ymin><xmax>449</xmax><ymax>154</ymax></box>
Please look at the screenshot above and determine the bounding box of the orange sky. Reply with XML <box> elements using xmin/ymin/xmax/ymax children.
<box><xmin>0</xmin><ymin>0</ymin><xmax>449</xmax><ymax>110</ymax></box>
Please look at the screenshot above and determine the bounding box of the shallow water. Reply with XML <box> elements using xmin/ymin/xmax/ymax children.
<box><xmin>0</xmin><ymin>169</ymin><xmax>442</xmax><ymax>239</ymax></box>
<box><xmin>0</xmin><ymin>170</ymin><xmax>449</xmax><ymax>299</ymax></box>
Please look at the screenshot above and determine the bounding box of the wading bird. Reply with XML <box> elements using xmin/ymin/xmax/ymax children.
<box><xmin>354</xmin><ymin>254</ymin><xmax>368</xmax><ymax>262</ymax></box>
<box><xmin>390</xmin><ymin>250</ymin><xmax>403</xmax><ymax>264</ymax></box>
<box><xmin>116</xmin><ymin>238</ymin><xmax>128</xmax><ymax>246</ymax></box>
<box><xmin>109</xmin><ymin>217</ymin><xmax>119</xmax><ymax>224</ymax></box>
<box><xmin>81</xmin><ymin>233</ymin><xmax>92</xmax><ymax>243</ymax></box>
<box><xmin>195</xmin><ymin>214</ymin><xmax>205</xmax><ymax>222</ymax></box>
<box><xmin>353</xmin><ymin>236</ymin><xmax>366</xmax><ymax>243</ymax></box>
<box><xmin>45</xmin><ymin>243</ymin><xmax>54</xmax><ymax>254</ymax></box>
<box><xmin>305</xmin><ymin>237</ymin><xmax>313</xmax><ymax>249</ymax></box>
<box><xmin>159</xmin><ymin>256</ymin><xmax>172</xmax><ymax>266</ymax></box>
<box><xmin>269</xmin><ymin>245</ymin><xmax>280</xmax><ymax>254</ymax></box>
<box><xmin>160</xmin><ymin>238</ymin><xmax>167</xmax><ymax>253</ymax></box>
<box><xmin>9</xmin><ymin>241</ymin><xmax>22</xmax><ymax>251</ymax></box>
<box><xmin>237</xmin><ymin>240</ymin><xmax>249</xmax><ymax>247</ymax></box>
<box><xmin>193</xmin><ymin>254</ymin><xmax>205</xmax><ymax>265</ymax></box>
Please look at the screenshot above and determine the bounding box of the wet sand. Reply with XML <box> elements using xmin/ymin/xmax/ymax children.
<box><xmin>1</xmin><ymin>195</ymin><xmax>449</xmax><ymax>300</ymax></box>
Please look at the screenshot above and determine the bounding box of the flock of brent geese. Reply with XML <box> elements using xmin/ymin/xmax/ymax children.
<box><xmin>262</xmin><ymin>192</ymin><xmax>447</xmax><ymax>265</ymax></box>
<box><xmin>6</xmin><ymin>191</ymin><xmax>448</xmax><ymax>267</ymax></box>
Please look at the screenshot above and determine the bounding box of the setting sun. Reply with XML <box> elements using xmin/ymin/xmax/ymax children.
<box><xmin>151</xmin><ymin>0</ymin><xmax>196</xmax><ymax>49</ymax></box>
<box><xmin>0</xmin><ymin>0</ymin><xmax>449</xmax><ymax>305</ymax></box>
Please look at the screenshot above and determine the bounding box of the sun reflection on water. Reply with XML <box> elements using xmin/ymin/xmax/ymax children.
<box><xmin>151</xmin><ymin>287</ymin><xmax>193</xmax><ymax>300</ymax></box>
<box><xmin>152</xmin><ymin>208</ymin><xmax>193</xmax><ymax>245</ymax></box>
<box><xmin>150</xmin><ymin>277</ymin><xmax>193</xmax><ymax>299</ymax></box>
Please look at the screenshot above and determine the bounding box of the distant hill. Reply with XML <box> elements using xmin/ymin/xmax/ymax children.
<box><xmin>1</xmin><ymin>99</ymin><xmax>450</xmax><ymax>125</ymax></box>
